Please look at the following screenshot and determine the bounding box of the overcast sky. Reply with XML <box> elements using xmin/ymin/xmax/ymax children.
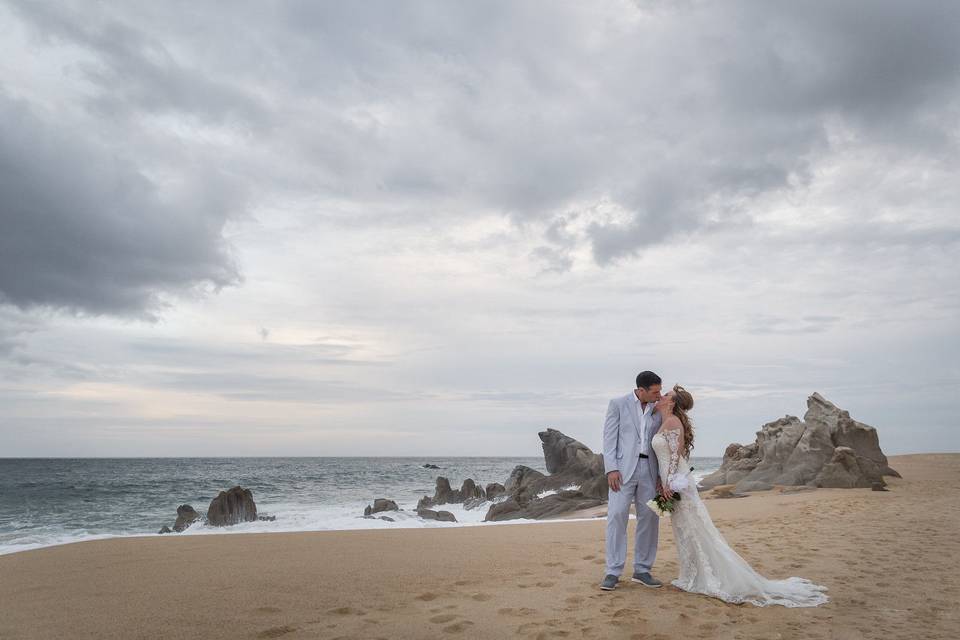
<box><xmin>1</xmin><ymin>0</ymin><xmax>958</xmax><ymax>458</ymax></box>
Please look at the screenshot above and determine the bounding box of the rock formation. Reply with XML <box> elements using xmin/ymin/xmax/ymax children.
<box><xmin>417</xmin><ymin>477</ymin><xmax>486</xmax><ymax>510</ymax></box>
<box><xmin>700</xmin><ymin>393</ymin><xmax>899</xmax><ymax>492</ymax></box>
<box><xmin>173</xmin><ymin>504</ymin><xmax>201</xmax><ymax>532</ymax></box>
<box><xmin>485</xmin><ymin>482</ymin><xmax>506</xmax><ymax>501</ymax></box>
<box><xmin>483</xmin><ymin>429</ymin><xmax>609</xmax><ymax>522</ymax></box>
<box><xmin>158</xmin><ymin>504</ymin><xmax>203</xmax><ymax>534</ymax></box>
<box><xmin>207</xmin><ymin>486</ymin><xmax>258</xmax><ymax>526</ymax></box>
<box><xmin>417</xmin><ymin>508</ymin><xmax>457</xmax><ymax>522</ymax></box>
<box><xmin>364</xmin><ymin>498</ymin><xmax>399</xmax><ymax>516</ymax></box>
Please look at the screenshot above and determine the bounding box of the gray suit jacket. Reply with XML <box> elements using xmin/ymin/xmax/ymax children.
<box><xmin>602</xmin><ymin>392</ymin><xmax>662</xmax><ymax>487</ymax></box>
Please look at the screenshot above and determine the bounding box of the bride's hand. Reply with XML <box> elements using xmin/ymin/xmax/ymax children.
<box><xmin>656</xmin><ymin>479</ymin><xmax>671</xmax><ymax>500</ymax></box>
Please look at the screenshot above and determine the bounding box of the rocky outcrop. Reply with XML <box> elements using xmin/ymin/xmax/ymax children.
<box><xmin>158</xmin><ymin>504</ymin><xmax>203</xmax><ymax>534</ymax></box>
<box><xmin>173</xmin><ymin>504</ymin><xmax>202</xmax><ymax>532</ymax></box>
<box><xmin>417</xmin><ymin>508</ymin><xmax>457</xmax><ymax>522</ymax></box>
<box><xmin>483</xmin><ymin>429</ymin><xmax>609</xmax><ymax>522</ymax></box>
<box><xmin>207</xmin><ymin>486</ymin><xmax>258</xmax><ymax>526</ymax></box>
<box><xmin>484</xmin><ymin>491</ymin><xmax>605</xmax><ymax>522</ymax></box>
<box><xmin>503</xmin><ymin>465</ymin><xmax>546</xmax><ymax>502</ymax></box>
<box><xmin>460</xmin><ymin>479</ymin><xmax>484</xmax><ymax>501</ymax></box>
<box><xmin>422</xmin><ymin>463</ymin><xmax>441</xmax><ymax>469</ymax></box>
<box><xmin>701</xmin><ymin>393</ymin><xmax>899</xmax><ymax>492</ymax></box>
<box><xmin>417</xmin><ymin>477</ymin><xmax>486</xmax><ymax>510</ymax></box>
<box><xmin>484</xmin><ymin>498</ymin><xmax>523</xmax><ymax>521</ymax></box>
<box><xmin>364</xmin><ymin>498</ymin><xmax>399</xmax><ymax>516</ymax></box>
<box><xmin>485</xmin><ymin>483</ymin><xmax>506</xmax><ymax>501</ymax></box>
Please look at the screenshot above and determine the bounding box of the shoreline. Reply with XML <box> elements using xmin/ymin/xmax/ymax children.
<box><xmin>0</xmin><ymin>455</ymin><xmax>727</xmax><ymax>558</ymax></box>
<box><xmin>2</xmin><ymin>453</ymin><xmax>958</xmax><ymax>640</ymax></box>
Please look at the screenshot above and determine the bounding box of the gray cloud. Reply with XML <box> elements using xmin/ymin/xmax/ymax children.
<box><xmin>5</xmin><ymin>0</ymin><xmax>960</xmax><ymax>284</ymax></box>
<box><xmin>0</xmin><ymin>91</ymin><xmax>242</xmax><ymax>317</ymax></box>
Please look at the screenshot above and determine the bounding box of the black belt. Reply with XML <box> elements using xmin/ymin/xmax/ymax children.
<box><xmin>638</xmin><ymin>453</ymin><xmax>649</xmax><ymax>459</ymax></box>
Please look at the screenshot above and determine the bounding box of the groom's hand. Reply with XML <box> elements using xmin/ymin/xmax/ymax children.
<box><xmin>656</xmin><ymin>479</ymin><xmax>668</xmax><ymax>500</ymax></box>
<box><xmin>606</xmin><ymin>471</ymin><xmax>622</xmax><ymax>492</ymax></box>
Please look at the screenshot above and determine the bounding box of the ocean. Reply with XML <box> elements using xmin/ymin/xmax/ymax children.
<box><xmin>0</xmin><ymin>456</ymin><xmax>722</xmax><ymax>556</ymax></box>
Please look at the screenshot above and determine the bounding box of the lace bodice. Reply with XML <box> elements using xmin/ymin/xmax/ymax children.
<box><xmin>651</xmin><ymin>429</ymin><xmax>693</xmax><ymax>494</ymax></box>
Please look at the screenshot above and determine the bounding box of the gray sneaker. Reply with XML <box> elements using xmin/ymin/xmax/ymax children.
<box><xmin>631</xmin><ymin>571</ymin><xmax>663</xmax><ymax>588</ymax></box>
<box><xmin>599</xmin><ymin>574</ymin><xmax>619</xmax><ymax>591</ymax></box>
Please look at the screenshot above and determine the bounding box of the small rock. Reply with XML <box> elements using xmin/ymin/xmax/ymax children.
<box><xmin>871</xmin><ymin>482</ymin><xmax>889</xmax><ymax>492</ymax></box>
<box><xmin>460</xmin><ymin>479</ymin><xmax>485</xmax><ymax>501</ymax></box>
<box><xmin>422</xmin><ymin>464</ymin><xmax>441</xmax><ymax>469</ymax></box>
<box><xmin>378</xmin><ymin>516</ymin><xmax>395</xmax><ymax>522</ymax></box>
<box><xmin>364</xmin><ymin>498</ymin><xmax>399</xmax><ymax>516</ymax></box>
<box><xmin>485</xmin><ymin>483</ymin><xmax>506</xmax><ymax>500</ymax></box>
<box><xmin>463</xmin><ymin>497</ymin><xmax>487</xmax><ymax>511</ymax></box>
<box><xmin>417</xmin><ymin>508</ymin><xmax>457</xmax><ymax>522</ymax></box>
<box><xmin>173</xmin><ymin>504</ymin><xmax>201</xmax><ymax>532</ymax></box>
<box><xmin>158</xmin><ymin>525</ymin><xmax>173</xmax><ymax>534</ymax></box>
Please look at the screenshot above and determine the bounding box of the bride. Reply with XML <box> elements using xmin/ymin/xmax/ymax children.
<box><xmin>650</xmin><ymin>385</ymin><xmax>829</xmax><ymax>607</ymax></box>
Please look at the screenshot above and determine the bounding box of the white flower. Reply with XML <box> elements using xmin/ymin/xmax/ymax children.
<box><xmin>645</xmin><ymin>499</ymin><xmax>668</xmax><ymax>518</ymax></box>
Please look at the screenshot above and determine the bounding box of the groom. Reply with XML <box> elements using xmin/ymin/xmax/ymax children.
<box><xmin>600</xmin><ymin>371</ymin><xmax>664</xmax><ymax>591</ymax></box>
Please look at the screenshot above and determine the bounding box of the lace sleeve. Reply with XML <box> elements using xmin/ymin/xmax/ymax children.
<box><xmin>662</xmin><ymin>429</ymin><xmax>685</xmax><ymax>492</ymax></box>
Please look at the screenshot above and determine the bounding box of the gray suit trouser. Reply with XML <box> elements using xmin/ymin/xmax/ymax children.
<box><xmin>605</xmin><ymin>456</ymin><xmax>659</xmax><ymax>577</ymax></box>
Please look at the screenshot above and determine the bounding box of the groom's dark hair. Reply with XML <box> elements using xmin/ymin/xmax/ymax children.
<box><xmin>636</xmin><ymin>371</ymin><xmax>662</xmax><ymax>389</ymax></box>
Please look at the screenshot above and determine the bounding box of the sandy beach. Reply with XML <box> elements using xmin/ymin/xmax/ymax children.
<box><xmin>1</xmin><ymin>453</ymin><xmax>957</xmax><ymax>640</ymax></box>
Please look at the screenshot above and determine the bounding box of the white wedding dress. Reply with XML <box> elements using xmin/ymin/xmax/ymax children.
<box><xmin>651</xmin><ymin>429</ymin><xmax>829</xmax><ymax>607</ymax></box>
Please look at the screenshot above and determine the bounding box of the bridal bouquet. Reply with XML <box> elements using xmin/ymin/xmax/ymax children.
<box><xmin>646</xmin><ymin>492</ymin><xmax>681</xmax><ymax>518</ymax></box>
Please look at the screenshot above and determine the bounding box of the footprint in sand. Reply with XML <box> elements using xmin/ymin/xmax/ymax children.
<box><xmin>545</xmin><ymin>561</ymin><xmax>565</xmax><ymax>567</ymax></box>
<box><xmin>255</xmin><ymin>606</ymin><xmax>282</xmax><ymax>615</ymax></box>
<box><xmin>471</xmin><ymin>593</ymin><xmax>493</xmax><ymax>602</ymax></box>
<box><xmin>328</xmin><ymin>606</ymin><xmax>355</xmax><ymax>615</ymax></box>
<box><xmin>453</xmin><ymin>579</ymin><xmax>471</xmax><ymax>586</ymax></box>
<box><xmin>561</xmin><ymin>568</ymin><xmax>577</xmax><ymax>575</ymax></box>
<box><xmin>430</xmin><ymin>614</ymin><xmax>459</xmax><ymax>623</ymax></box>
<box><xmin>582</xmin><ymin>554</ymin><xmax>597</xmax><ymax>560</ymax></box>
<box><xmin>257</xmin><ymin>626</ymin><xmax>298</xmax><ymax>639</ymax></box>
<box><xmin>443</xmin><ymin>620</ymin><xmax>474</xmax><ymax>633</ymax></box>
<box><xmin>415</xmin><ymin>592</ymin><xmax>439</xmax><ymax>601</ymax></box>
<box><xmin>536</xmin><ymin>581</ymin><xmax>555</xmax><ymax>588</ymax></box>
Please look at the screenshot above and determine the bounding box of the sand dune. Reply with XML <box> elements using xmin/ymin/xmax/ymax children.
<box><xmin>1</xmin><ymin>454</ymin><xmax>958</xmax><ymax>640</ymax></box>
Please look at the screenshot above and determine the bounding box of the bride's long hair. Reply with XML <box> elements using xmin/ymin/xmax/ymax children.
<box><xmin>671</xmin><ymin>384</ymin><xmax>695</xmax><ymax>459</ymax></box>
